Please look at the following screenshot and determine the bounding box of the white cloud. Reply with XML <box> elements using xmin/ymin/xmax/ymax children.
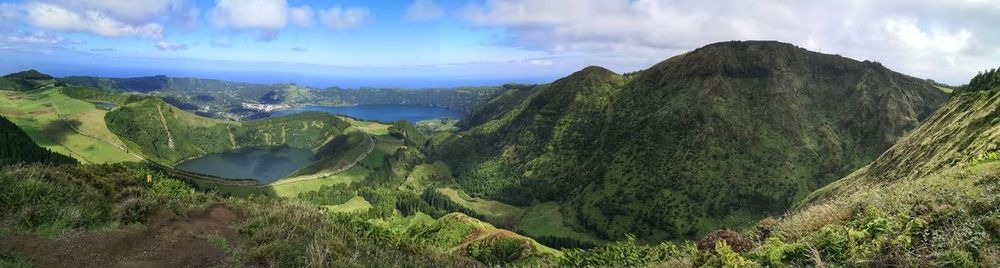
<box><xmin>405</xmin><ymin>0</ymin><xmax>444</xmax><ymax>21</ymax></box>
<box><xmin>291</xmin><ymin>46</ymin><xmax>307</xmax><ymax>52</ymax></box>
<box><xmin>20</xmin><ymin>2</ymin><xmax>164</xmax><ymax>39</ymax></box>
<box><xmin>1</xmin><ymin>30</ymin><xmax>81</xmax><ymax>46</ymax></box>
<box><xmin>43</xmin><ymin>0</ymin><xmax>178</xmax><ymax>24</ymax></box>
<box><xmin>211</xmin><ymin>0</ymin><xmax>288</xmax><ymax>39</ymax></box>
<box><xmin>526</xmin><ymin>59</ymin><xmax>553</xmax><ymax>66</ymax></box>
<box><xmin>289</xmin><ymin>5</ymin><xmax>313</xmax><ymax>27</ymax></box>
<box><xmin>155</xmin><ymin>41</ymin><xmax>187</xmax><ymax>51</ymax></box>
<box><xmin>462</xmin><ymin>0</ymin><xmax>1000</xmax><ymax>84</ymax></box>
<box><xmin>319</xmin><ymin>6</ymin><xmax>369</xmax><ymax>30</ymax></box>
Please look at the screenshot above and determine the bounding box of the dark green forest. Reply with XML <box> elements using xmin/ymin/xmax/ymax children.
<box><xmin>0</xmin><ymin>115</ymin><xmax>76</xmax><ymax>166</ymax></box>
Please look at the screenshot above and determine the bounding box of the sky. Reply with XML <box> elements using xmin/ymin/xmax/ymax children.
<box><xmin>0</xmin><ymin>0</ymin><xmax>998</xmax><ymax>88</ymax></box>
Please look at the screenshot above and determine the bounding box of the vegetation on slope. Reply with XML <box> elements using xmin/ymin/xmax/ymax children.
<box><xmin>807</xmin><ymin>66</ymin><xmax>1000</xmax><ymax>200</ymax></box>
<box><xmin>541</xmin><ymin>67</ymin><xmax>1000</xmax><ymax>266</ymax></box>
<box><xmin>0</xmin><ymin>115</ymin><xmax>76</xmax><ymax>166</ymax></box>
<box><xmin>0</xmin><ymin>162</ymin><xmax>489</xmax><ymax>267</ymax></box>
<box><xmin>0</xmin><ymin>86</ymin><xmax>140</xmax><ymax>163</ymax></box>
<box><xmin>105</xmin><ymin>97</ymin><xmax>349</xmax><ymax>164</ymax></box>
<box><xmin>0</xmin><ymin>70</ymin><xmax>56</xmax><ymax>92</ymax></box>
<box><xmin>434</xmin><ymin>41</ymin><xmax>948</xmax><ymax>242</ymax></box>
<box><xmin>953</xmin><ymin>67</ymin><xmax>1000</xmax><ymax>94</ymax></box>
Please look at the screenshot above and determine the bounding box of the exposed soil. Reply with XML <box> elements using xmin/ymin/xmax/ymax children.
<box><xmin>2</xmin><ymin>204</ymin><xmax>243</xmax><ymax>268</ymax></box>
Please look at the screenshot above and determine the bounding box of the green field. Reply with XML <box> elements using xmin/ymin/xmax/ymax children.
<box><xmin>515</xmin><ymin>202</ymin><xmax>605</xmax><ymax>245</ymax></box>
<box><xmin>0</xmin><ymin>88</ymin><xmax>140</xmax><ymax>163</ymax></box>
<box><xmin>437</xmin><ymin>187</ymin><xmax>525</xmax><ymax>227</ymax></box>
<box><xmin>270</xmin><ymin>166</ymin><xmax>370</xmax><ymax>197</ymax></box>
<box><xmin>322</xmin><ymin>195</ymin><xmax>372</xmax><ymax>213</ymax></box>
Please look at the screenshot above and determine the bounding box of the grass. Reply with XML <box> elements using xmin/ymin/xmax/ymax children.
<box><xmin>191</xmin><ymin>180</ymin><xmax>267</xmax><ymax>197</ymax></box>
<box><xmin>400</xmin><ymin>162</ymin><xmax>454</xmax><ymax>193</ymax></box>
<box><xmin>436</xmin><ymin>187</ymin><xmax>525</xmax><ymax>227</ymax></box>
<box><xmin>190</xmin><ymin>164</ymin><xmax>371</xmax><ymax>198</ymax></box>
<box><xmin>322</xmin><ymin>196</ymin><xmax>372</xmax><ymax>214</ymax></box>
<box><xmin>344</xmin><ymin>117</ymin><xmax>390</xmax><ymax>136</ymax></box>
<box><xmin>0</xmin><ymin>88</ymin><xmax>140</xmax><ymax>164</ymax></box>
<box><xmin>515</xmin><ymin>202</ymin><xmax>605</xmax><ymax>245</ymax></box>
<box><xmin>934</xmin><ymin>85</ymin><xmax>954</xmax><ymax>94</ymax></box>
<box><xmin>269</xmin><ymin>166</ymin><xmax>370</xmax><ymax>198</ymax></box>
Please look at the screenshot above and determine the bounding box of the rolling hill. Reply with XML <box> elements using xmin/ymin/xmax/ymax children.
<box><xmin>0</xmin><ymin>70</ymin><xmax>57</xmax><ymax>92</ymax></box>
<box><xmin>105</xmin><ymin>97</ymin><xmax>350</xmax><ymax>164</ymax></box>
<box><xmin>434</xmin><ymin>41</ymin><xmax>949</xmax><ymax>242</ymax></box>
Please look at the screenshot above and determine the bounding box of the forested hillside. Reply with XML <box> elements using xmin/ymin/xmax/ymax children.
<box><xmin>0</xmin><ymin>115</ymin><xmax>76</xmax><ymax>166</ymax></box>
<box><xmin>0</xmin><ymin>70</ymin><xmax>57</xmax><ymax>92</ymax></box>
<box><xmin>707</xmin><ymin>66</ymin><xmax>1000</xmax><ymax>266</ymax></box>
<box><xmin>434</xmin><ymin>41</ymin><xmax>949</xmax><ymax>242</ymax></box>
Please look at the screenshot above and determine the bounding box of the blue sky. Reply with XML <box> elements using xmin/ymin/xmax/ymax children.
<box><xmin>1</xmin><ymin>0</ymin><xmax>998</xmax><ymax>87</ymax></box>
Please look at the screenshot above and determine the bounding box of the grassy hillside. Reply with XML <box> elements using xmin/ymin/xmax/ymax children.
<box><xmin>0</xmin><ymin>86</ymin><xmax>140</xmax><ymax>163</ymax></box>
<box><xmin>0</xmin><ymin>115</ymin><xmax>76</xmax><ymax>166</ymax></box>
<box><xmin>435</xmin><ymin>41</ymin><xmax>948</xmax><ymax>242</ymax></box>
<box><xmin>0</xmin><ymin>70</ymin><xmax>57</xmax><ymax>92</ymax></box>
<box><xmin>0</xmin><ymin>162</ymin><xmax>492</xmax><ymax>267</ymax></box>
<box><xmin>105</xmin><ymin>97</ymin><xmax>350</xmax><ymax>164</ymax></box>
<box><xmin>804</xmin><ymin>67</ymin><xmax>1000</xmax><ymax>203</ymax></box>
<box><xmin>703</xmin><ymin>68</ymin><xmax>1000</xmax><ymax>266</ymax></box>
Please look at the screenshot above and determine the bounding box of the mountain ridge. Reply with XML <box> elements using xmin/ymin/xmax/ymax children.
<box><xmin>435</xmin><ymin>40</ymin><xmax>948</xmax><ymax>242</ymax></box>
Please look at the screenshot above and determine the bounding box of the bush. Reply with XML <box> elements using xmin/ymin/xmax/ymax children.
<box><xmin>466</xmin><ymin>237</ymin><xmax>527</xmax><ymax>265</ymax></box>
<box><xmin>698</xmin><ymin>229</ymin><xmax>754</xmax><ymax>252</ymax></box>
<box><xmin>559</xmin><ymin>235</ymin><xmax>691</xmax><ymax>267</ymax></box>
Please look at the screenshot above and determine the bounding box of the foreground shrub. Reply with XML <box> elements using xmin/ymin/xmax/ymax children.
<box><xmin>698</xmin><ymin>229</ymin><xmax>754</xmax><ymax>252</ymax></box>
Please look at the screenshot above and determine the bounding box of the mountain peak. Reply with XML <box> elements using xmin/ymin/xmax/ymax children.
<box><xmin>698</xmin><ymin>40</ymin><xmax>801</xmax><ymax>51</ymax></box>
<box><xmin>553</xmin><ymin>65</ymin><xmax>621</xmax><ymax>87</ymax></box>
<box><xmin>4</xmin><ymin>69</ymin><xmax>53</xmax><ymax>80</ymax></box>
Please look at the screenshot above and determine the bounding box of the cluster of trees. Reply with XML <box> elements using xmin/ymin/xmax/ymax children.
<box><xmin>960</xmin><ymin>67</ymin><xmax>1000</xmax><ymax>93</ymax></box>
<box><xmin>0</xmin><ymin>115</ymin><xmax>76</xmax><ymax>166</ymax></box>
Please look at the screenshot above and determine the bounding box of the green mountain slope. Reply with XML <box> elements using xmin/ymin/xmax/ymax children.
<box><xmin>718</xmin><ymin>67</ymin><xmax>1000</xmax><ymax>266</ymax></box>
<box><xmin>0</xmin><ymin>70</ymin><xmax>57</xmax><ymax>92</ymax></box>
<box><xmin>804</xmin><ymin>67</ymin><xmax>1000</xmax><ymax>204</ymax></box>
<box><xmin>0</xmin><ymin>115</ymin><xmax>76</xmax><ymax>166</ymax></box>
<box><xmin>435</xmin><ymin>41</ymin><xmax>948</xmax><ymax>242</ymax></box>
<box><xmin>105</xmin><ymin>97</ymin><xmax>350</xmax><ymax>164</ymax></box>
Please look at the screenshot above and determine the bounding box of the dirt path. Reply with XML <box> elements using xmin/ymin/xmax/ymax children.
<box><xmin>49</xmin><ymin>101</ymin><xmax>145</xmax><ymax>161</ymax></box>
<box><xmin>227</xmin><ymin>126</ymin><xmax>237</xmax><ymax>149</ymax></box>
<box><xmin>2</xmin><ymin>204</ymin><xmax>243</xmax><ymax>268</ymax></box>
<box><xmin>157</xmin><ymin>104</ymin><xmax>175</xmax><ymax>150</ymax></box>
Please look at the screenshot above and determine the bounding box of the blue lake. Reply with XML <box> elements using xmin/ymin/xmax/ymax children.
<box><xmin>93</xmin><ymin>102</ymin><xmax>116</xmax><ymax>109</ymax></box>
<box><xmin>174</xmin><ymin>146</ymin><xmax>314</xmax><ymax>183</ymax></box>
<box><xmin>271</xmin><ymin>104</ymin><xmax>463</xmax><ymax>122</ymax></box>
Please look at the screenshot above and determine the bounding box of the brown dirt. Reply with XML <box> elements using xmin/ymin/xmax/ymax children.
<box><xmin>2</xmin><ymin>204</ymin><xmax>244</xmax><ymax>268</ymax></box>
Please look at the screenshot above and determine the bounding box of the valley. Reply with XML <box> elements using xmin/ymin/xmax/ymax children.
<box><xmin>2</xmin><ymin>41</ymin><xmax>999</xmax><ymax>267</ymax></box>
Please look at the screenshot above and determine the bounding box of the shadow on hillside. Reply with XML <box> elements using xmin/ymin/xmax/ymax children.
<box><xmin>40</xmin><ymin>118</ymin><xmax>82</xmax><ymax>143</ymax></box>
